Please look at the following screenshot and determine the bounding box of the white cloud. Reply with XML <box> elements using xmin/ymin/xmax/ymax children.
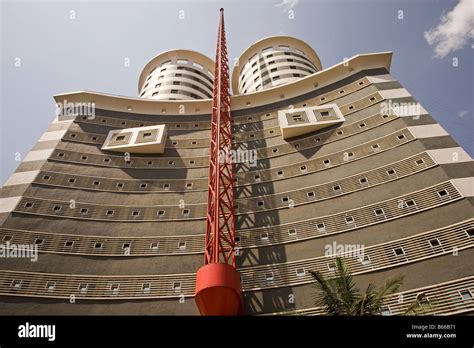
<box><xmin>424</xmin><ymin>0</ymin><xmax>474</xmax><ymax>58</ymax></box>
<box><xmin>275</xmin><ymin>0</ymin><xmax>299</xmax><ymax>12</ymax></box>
<box><xmin>458</xmin><ymin>110</ymin><xmax>469</xmax><ymax>118</ymax></box>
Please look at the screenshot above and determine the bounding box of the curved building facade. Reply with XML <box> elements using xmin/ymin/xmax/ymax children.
<box><xmin>138</xmin><ymin>49</ymin><xmax>215</xmax><ymax>100</ymax></box>
<box><xmin>0</xmin><ymin>36</ymin><xmax>473</xmax><ymax>316</ymax></box>
<box><xmin>232</xmin><ymin>36</ymin><xmax>322</xmax><ymax>94</ymax></box>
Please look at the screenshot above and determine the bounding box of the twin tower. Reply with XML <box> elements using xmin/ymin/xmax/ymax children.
<box><xmin>138</xmin><ymin>36</ymin><xmax>322</xmax><ymax>99</ymax></box>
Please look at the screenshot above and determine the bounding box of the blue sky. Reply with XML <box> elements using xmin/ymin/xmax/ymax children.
<box><xmin>1</xmin><ymin>0</ymin><xmax>472</xmax><ymax>185</ymax></box>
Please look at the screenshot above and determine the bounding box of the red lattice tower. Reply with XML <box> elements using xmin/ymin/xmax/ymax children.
<box><xmin>195</xmin><ymin>8</ymin><xmax>243</xmax><ymax>316</ymax></box>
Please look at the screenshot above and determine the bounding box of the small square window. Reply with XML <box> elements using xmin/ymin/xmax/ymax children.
<box><xmin>300</xmin><ymin>165</ymin><xmax>307</xmax><ymax>172</ymax></box>
<box><xmin>381</xmin><ymin>307</ymin><xmax>391</xmax><ymax>316</ymax></box>
<box><xmin>257</xmin><ymin>201</ymin><xmax>264</xmax><ymax>207</ymax></box>
<box><xmin>106</xmin><ymin>210</ymin><xmax>114</xmax><ymax>216</ymax></box>
<box><xmin>182</xmin><ymin>209</ymin><xmax>190</xmax><ymax>216</ymax></box>
<box><xmin>320</xmin><ymin>111</ymin><xmax>330</xmax><ymax>117</ymax></box>
<box><xmin>58</xmin><ymin>152</ymin><xmax>65</xmax><ymax>158</ymax></box>
<box><xmin>52</xmin><ymin>205</ymin><xmax>61</xmax><ymax>212</ymax></box>
<box><xmin>333</xmin><ymin>185</ymin><xmax>341</xmax><ymax>192</ymax></box>
<box><xmin>466</xmin><ymin>229</ymin><xmax>474</xmax><ymax>237</ymax></box>
<box><xmin>281</xmin><ymin>197</ymin><xmax>289</xmax><ymax>203</ymax></box>
<box><xmin>288</xmin><ymin>228</ymin><xmax>297</xmax><ymax>236</ymax></box>
<box><xmin>140</xmin><ymin>183</ymin><xmax>147</xmax><ymax>189</ymax></box>
<box><xmin>359</xmin><ymin>177</ymin><xmax>368</xmax><ymax>184</ymax></box>
<box><xmin>415</xmin><ymin>159</ymin><xmax>425</xmax><ymax>165</ymax></box>
<box><xmin>393</xmin><ymin>247</ymin><xmax>405</xmax><ymax>256</ymax></box>
<box><xmin>157</xmin><ymin>210</ymin><xmax>165</xmax><ymax>217</ymax></box>
<box><xmin>143</xmin><ymin>132</ymin><xmax>153</xmax><ymax>138</ymax></box>
<box><xmin>429</xmin><ymin>239</ymin><xmax>441</xmax><ymax>247</ymax></box>
<box><xmin>316</xmin><ymin>222</ymin><xmax>326</xmax><ymax>232</ymax></box>
<box><xmin>374</xmin><ymin>208</ymin><xmax>385</xmax><ymax>217</ymax></box>
<box><xmin>405</xmin><ymin>199</ymin><xmax>416</xmax><ymax>208</ymax></box>
<box><xmin>459</xmin><ymin>290</ymin><xmax>472</xmax><ymax>300</ymax></box>
<box><xmin>277</xmin><ymin>170</ymin><xmax>283</xmax><ymax>177</ymax></box>
<box><xmin>359</xmin><ymin>123</ymin><xmax>366</xmax><ymax>128</ymax></box>
<box><xmin>348</xmin><ymin>105</ymin><xmax>354</xmax><ymax>110</ymax></box>
<box><xmin>131</xmin><ymin>211</ymin><xmax>140</xmax><ymax>217</ymax></box>
<box><xmin>163</xmin><ymin>183</ymin><xmax>170</xmax><ymax>190</ymax></box>
<box><xmin>327</xmin><ymin>262</ymin><xmax>336</xmax><ymax>272</ymax></box>
<box><xmin>437</xmin><ymin>189</ymin><xmax>449</xmax><ymax>198</ymax></box>
<box><xmin>110</xmin><ymin>284</ymin><xmax>120</xmax><ymax>295</ymax></box>
<box><xmin>80</xmin><ymin>208</ymin><xmax>88</xmax><ymax>215</ymax></box>
<box><xmin>34</xmin><ymin>238</ymin><xmax>44</xmax><ymax>245</ymax></box>
<box><xmin>178</xmin><ymin>241</ymin><xmax>186</xmax><ymax>250</ymax></box>
<box><xmin>122</xmin><ymin>243</ymin><xmax>131</xmax><ymax>250</ymax></box>
<box><xmin>191</xmin><ymin>141</ymin><xmax>197</xmax><ymax>145</ymax></box>
<box><xmin>24</xmin><ymin>202</ymin><xmax>34</xmax><ymax>208</ymax></box>
<box><xmin>264</xmin><ymin>272</ymin><xmax>274</xmax><ymax>282</ymax></box>
<box><xmin>93</xmin><ymin>181</ymin><xmax>100</xmax><ymax>186</ymax></box>
<box><xmin>315</xmin><ymin>137</ymin><xmax>321</xmax><ymax>143</ymax></box>
<box><xmin>260</xmin><ymin>232</ymin><xmax>269</xmax><ymax>241</ymax></box>
<box><xmin>64</xmin><ymin>240</ymin><xmax>74</xmax><ymax>247</ymax></box>
<box><xmin>186</xmin><ymin>183</ymin><xmax>193</xmax><ymax>189</ymax></box>
<box><xmin>345</xmin><ymin>216</ymin><xmax>354</xmax><ymax>224</ymax></box>
<box><xmin>42</xmin><ymin>175</ymin><xmax>51</xmax><ymax>180</ymax></box>
<box><xmin>323</xmin><ymin>159</ymin><xmax>331</xmax><ymax>167</ymax></box>
<box><xmin>235</xmin><ymin>236</ymin><xmax>241</xmax><ymax>243</ymax></box>
<box><xmin>79</xmin><ymin>283</ymin><xmax>88</xmax><ymax>294</ymax></box>
<box><xmin>147</xmin><ymin>161</ymin><xmax>153</xmax><ymax>166</ymax></box>
<box><xmin>142</xmin><ymin>283</ymin><xmax>151</xmax><ymax>294</ymax></box>
<box><xmin>189</xmin><ymin>160</ymin><xmax>195</xmax><ymax>165</ymax></box>
<box><xmin>104</xmin><ymin>158</ymin><xmax>110</xmax><ymax>163</ymax></box>
<box><xmin>150</xmin><ymin>242</ymin><xmax>159</xmax><ymax>250</ymax></box>
<box><xmin>168</xmin><ymin>161</ymin><xmax>174</xmax><ymax>165</ymax></box>
<box><xmin>369</xmin><ymin>97</ymin><xmax>376</xmax><ymax>101</ymax></box>
<box><xmin>387</xmin><ymin>169</ymin><xmax>396</xmax><ymax>176</ymax></box>
<box><xmin>307</xmin><ymin>191</ymin><xmax>315</xmax><ymax>199</ymax></box>
<box><xmin>337</xmin><ymin>130</ymin><xmax>343</xmax><ymax>136</ymax></box>
<box><xmin>296</xmin><ymin>268</ymin><xmax>305</xmax><ymax>277</ymax></box>
<box><xmin>372</xmin><ymin>144</ymin><xmax>380</xmax><ymax>152</ymax></box>
<box><xmin>46</xmin><ymin>281</ymin><xmax>56</xmax><ymax>292</ymax></box>
<box><xmin>254</xmin><ymin>175</ymin><xmax>261</xmax><ymax>182</ymax></box>
<box><xmin>397</xmin><ymin>134</ymin><xmax>406</xmax><ymax>140</ymax></box>
<box><xmin>11</xmin><ymin>280</ymin><xmax>22</xmax><ymax>289</ymax></box>
<box><xmin>116</xmin><ymin>183</ymin><xmax>124</xmax><ymax>189</ymax></box>
<box><xmin>69</xmin><ymin>178</ymin><xmax>76</xmax><ymax>183</ymax></box>
<box><xmin>2</xmin><ymin>235</ymin><xmax>12</xmax><ymax>242</ymax></box>
<box><xmin>81</xmin><ymin>155</ymin><xmax>88</xmax><ymax>160</ymax></box>
<box><xmin>94</xmin><ymin>242</ymin><xmax>103</xmax><ymax>249</ymax></box>
<box><xmin>360</xmin><ymin>255</ymin><xmax>371</xmax><ymax>265</ymax></box>
<box><xmin>173</xmin><ymin>281</ymin><xmax>182</xmax><ymax>291</ymax></box>
<box><xmin>115</xmin><ymin>135</ymin><xmax>126</xmax><ymax>141</ymax></box>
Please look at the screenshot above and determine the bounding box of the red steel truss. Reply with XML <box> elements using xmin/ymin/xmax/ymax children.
<box><xmin>194</xmin><ymin>8</ymin><xmax>243</xmax><ymax>316</ymax></box>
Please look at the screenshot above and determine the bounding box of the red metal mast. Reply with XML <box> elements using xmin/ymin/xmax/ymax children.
<box><xmin>195</xmin><ymin>8</ymin><xmax>243</xmax><ymax>316</ymax></box>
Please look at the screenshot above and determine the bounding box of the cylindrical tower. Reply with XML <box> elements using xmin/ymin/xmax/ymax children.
<box><xmin>138</xmin><ymin>49</ymin><xmax>215</xmax><ymax>100</ymax></box>
<box><xmin>232</xmin><ymin>36</ymin><xmax>322</xmax><ymax>94</ymax></box>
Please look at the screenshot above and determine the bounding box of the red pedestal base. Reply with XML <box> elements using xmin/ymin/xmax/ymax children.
<box><xmin>195</xmin><ymin>263</ymin><xmax>243</xmax><ymax>315</ymax></box>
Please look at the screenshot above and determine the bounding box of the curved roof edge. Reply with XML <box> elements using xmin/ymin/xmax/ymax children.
<box><xmin>54</xmin><ymin>51</ymin><xmax>392</xmax><ymax>116</ymax></box>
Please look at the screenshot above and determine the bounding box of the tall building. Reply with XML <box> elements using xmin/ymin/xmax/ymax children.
<box><xmin>0</xmin><ymin>34</ymin><xmax>473</xmax><ymax>316</ymax></box>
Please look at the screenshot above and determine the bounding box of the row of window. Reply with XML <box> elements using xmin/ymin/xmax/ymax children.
<box><xmin>9</xmin><ymin>279</ymin><xmax>184</xmax><ymax>294</ymax></box>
